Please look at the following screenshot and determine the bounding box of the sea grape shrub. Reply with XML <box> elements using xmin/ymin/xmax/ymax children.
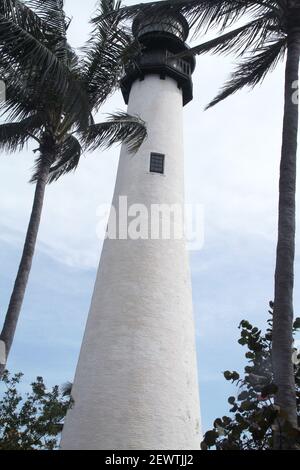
<box><xmin>201</xmin><ymin>304</ymin><xmax>300</xmax><ymax>450</ymax></box>
<box><xmin>0</xmin><ymin>371</ymin><xmax>72</xmax><ymax>450</ymax></box>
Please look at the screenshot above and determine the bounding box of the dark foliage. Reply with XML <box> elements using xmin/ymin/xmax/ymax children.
<box><xmin>201</xmin><ymin>304</ymin><xmax>300</xmax><ymax>450</ymax></box>
<box><xmin>0</xmin><ymin>371</ymin><xmax>72</xmax><ymax>450</ymax></box>
<box><xmin>0</xmin><ymin>0</ymin><xmax>146</xmax><ymax>182</ymax></box>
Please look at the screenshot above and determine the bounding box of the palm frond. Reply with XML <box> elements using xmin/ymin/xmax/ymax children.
<box><xmin>0</xmin><ymin>28</ymin><xmax>89</xmax><ymax>130</ymax></box>
<box><xmin>27</xmin><ymin>0</ymin><xmax>72</xmax><ymax>64</ymax></box>
<box><xmin>206</xmin><ymin>37</ymin><xmax>287</xmax><ymax>109</ymax></box>
<box><xmin>81</xmin><ymin>112</ymin><xmax>147</xmax><ymax>153</ymax></box>
<box><xmin>0</xmin><ymin>0</ymin><xmax>69</xmax><ymax>82</ymax></box>
<box><xmin>180</xmin><ymin>0</ymin><xmax>255</xmax><ymax>36</ymax></box>
<box><xmin>0</xmin><ymin>57</ymin><xmax>38</xmax><ymax>121</ymax></box>
<box><xmin>82</xmin><ymin>0</ymin><xmax>133</xmax><ymax>110</ymax></box>
<box><xmin>26</xmin><ymin>0</ymin><xmax>67</xmax><ymax>33</ymax></box>
<box><xmin>93</xmin><ymin>0</ymin><xmax>257</xmax><ymax>35</ymax></box>
<box><xmin>99</xmin><ymin>0</ymin><xmax>122</xmax><ymax>15</ymax></box>
<box><xmin>0</xmin><ymin>61</ymin><xmax>89</xmax><ymax>135</ymax></box>
<box><xmin>0</xmin><ymin>15</ymin><xmax>68</xmax><ymax>94</ymax></box>
<box><xmin>1</xmin><ymin>83</ymin><xmax>46</xmax><ymax>124</ymax></box>
<box><xmin>0</xmin><ymin>0</ymin><xmax>50</xmax><ymax>39</ymax></box>
<box><xmin>174</xmin><ymin>12</ymin><xmax>280</xmax><ymax>59</ymax></box>
<box><xmin>0</xmin><ymin>114</ymin><xmax>42</xmax><ymax>153</ymax></box>
<box><xmin>47</xmin><ymin>134</ymin><xmax>82</xmax><ymax>183</ymax></box>
<box><xmin>0</xmin><ymin>0</ymin><xmax>89</xmax><ymax>125</ymax></box>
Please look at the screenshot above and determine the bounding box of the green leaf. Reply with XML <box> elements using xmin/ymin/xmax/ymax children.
<box><xmin>213</xmin><ymin>418</ymin><xmax>223</xmax><ymax>428</ymax></box>
<box><xmin>238</xmin><ymin>391</ymin><xmax>249</xmax><ymax>401</ymax></box>
<box><xmin>235</xmin><ymin>413</ymin><xmax>246</xmax><ymax>424</ymax></box>
<box><xmin>222</xmin><ymin>416</ymin><xmax>232</xmax><ymax>426</ymax></box>
<box><xmin>231</xmin><ymin>372</ymin><xmax>240</xmax><ymax>381</ymax></box>
<box><xmin>293</xmin><ymin>318</ymin><xmax>300</xmax><ymax>330</ymax></box>
<box><xmin>206</xmin><ymin>38</ymin><xmax>287</xmax><ymax>109</ymax></box>
<box><xmin>228</xmin><ymin>396</ymin><xmax>235</xmax><ymax>405</ymax></box>
<box><xmin>229</xmin><ymin>405</ymin><xmax>238</xmax><ymax>413</ymax></box>
<box><xmin>239</xmin><ymin>320</ymin><xmax>252</xmax><ymax>330</ymax></box>
<box><xmin>204</xmin><ymin>430</ymin><xmax>218</xmax><ymax>447</ymax></box>
<box><xmin>238</xmin><ymin>338</ymin><xmax>247</xmax><ymax>346</ymax></box>
<box><xmin>224</xmin><ymin>371</ymin><xmax>232</xmax><ymax>381</ymax></box>
<box><xmin>240</xmin><ymin>400</ymin><xmax>254</xmax><ymax>411</ymax></box>
<box><xmin>81</xmin><ymin>112</ymin><xmax>147</xmax><ymax>154</ymax></box>
<box><xmin>245</xmin><ymin>352</ymin><xmax>255</xmax><ymax>359</ymax></box>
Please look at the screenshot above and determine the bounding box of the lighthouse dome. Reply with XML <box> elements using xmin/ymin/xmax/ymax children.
<box><xmin>132</xmin><ymin>11</ymin><xmax>189</xmax><ymax>42</ymax></box>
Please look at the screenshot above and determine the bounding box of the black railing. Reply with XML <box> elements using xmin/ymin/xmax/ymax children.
<box><xmin>166</xmin><ymin>51</ymin><xmax>191</xmax><ymax>76</ymax></box>
<box><xmin>125</xmin><ymin>50</ymin><xmax>192</xmax><ymax>78</ymax></box>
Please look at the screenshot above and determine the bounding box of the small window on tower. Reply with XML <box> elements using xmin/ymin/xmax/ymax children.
<box><xmin>150</xmin><ymin>153</ymin><xmax>165</xmax><ymax>174</ymax></box>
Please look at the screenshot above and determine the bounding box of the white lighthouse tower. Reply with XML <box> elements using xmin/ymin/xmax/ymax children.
<box><xmin>61</xmin><ymin>12</ymin><xmax>201</xmax><ymax>450</ymax></box>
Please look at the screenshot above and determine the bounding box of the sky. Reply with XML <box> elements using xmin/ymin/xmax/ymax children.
<box><xmin>0</xmin><ymin>0</ymin><xmax>300</xmax><ymax>437</ymax></box>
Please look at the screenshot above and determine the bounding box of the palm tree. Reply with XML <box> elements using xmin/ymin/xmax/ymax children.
<box><xmin>0</xmin><ymin>0</ymin><xmax>79</xmax><ymax>95</ymax></box>
<box><xmin>104</xmin><ymin>0</ymin><xmax>300</xmax><ymax>448</ymax></box>
<box><xmin>0</xmin><ymin>0</ymin><xmax>146</xmax><ymax>377</ymax></box>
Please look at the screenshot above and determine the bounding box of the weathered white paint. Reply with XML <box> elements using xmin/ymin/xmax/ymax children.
<box><xmin>0</xmin><ymin>340</ymin><xmax>5</xmax><ymax>365</ymax></box>
<box><xmin>61</xmin><ymin>75</ymin><xmax>201</xmax><ymax>450</ymax></box>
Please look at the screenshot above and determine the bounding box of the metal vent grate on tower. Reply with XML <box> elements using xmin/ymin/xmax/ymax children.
<box><xmin>150</xmin><ymin>153</ymin><xmax>165</xmax><ymax>174</ymax></box>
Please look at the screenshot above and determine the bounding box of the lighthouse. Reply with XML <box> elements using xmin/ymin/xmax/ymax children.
<box><xmin>61</xmin><ymin>11</ymin><xmax>201</xmax><ymax>450</ymax></box>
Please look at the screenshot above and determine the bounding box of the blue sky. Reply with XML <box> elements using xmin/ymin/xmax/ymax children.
<box><xmin>0</xmin><ymin>0</ymin><xmax>300</xmax><ymax>436</ymax></box>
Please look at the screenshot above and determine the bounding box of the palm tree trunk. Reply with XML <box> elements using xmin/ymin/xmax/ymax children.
<box><xmin>0</xmin><ymin>154</ymin><xmax>52</xmax><ymax>378</ymax></box>
<box><xmin>272</xmin><ymin>29</ymin><xmax>300</xmax><ymax>449</ymax></box>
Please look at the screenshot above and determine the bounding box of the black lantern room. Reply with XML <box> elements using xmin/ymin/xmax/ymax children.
<box><xmin>121</xmin><ymin>11</ymin><xmax>196</xmax><ymax>106</ymax></box>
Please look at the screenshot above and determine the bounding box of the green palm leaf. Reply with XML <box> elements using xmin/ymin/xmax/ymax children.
<box><xmin>174</xmin><ymin>13</ymin><xmax>279</xmax><ymax>59</ymax></box>
<box><xmin>46</xmin><ymin>135</ymin><xmax>82</xmax><ymax>183</ymax></box>
<box><xmin>0</xmin><ymin>15</ymin><xmax>66</xmax><ymax>93</ymax></box>
<box><xmin>82</xmin><ymin>0</ymin><xmax>134</xmax><ymax>110</ymax></box>
<box><xmin>0</xmin><ymin>1</ymin><xmax>89</xmax><ymax>127</ymax></box>
<box><xmin>206</xmin><ymin>37</ymin><xmax>287</xmax><ymax>108</ymax></box>
<box><xmin>0</xmin><ymin>114</ymin><xmax>42</xmax><ymax>152</ymax></box>
<box><xmin>0</xmin><ymin>0</ymin><xmax>50</xmax><ymax>38</ymax></box>
<box><xmin>81</xmin><ymin>112</ymin><xmax>147</xmax><ymax>153</ymax></box>
<box><xmin>94</xmin><ymin>0</ymin><xmax>257</xmax><ymax>34</ymax></box>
